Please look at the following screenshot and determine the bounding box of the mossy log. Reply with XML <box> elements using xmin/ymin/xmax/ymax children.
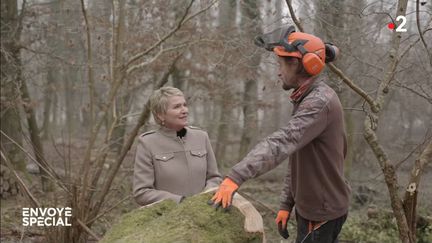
<box><xmin>101</xmin><ymin>192</ymin><xmax>265</xmax><ymax>243</ymax></box>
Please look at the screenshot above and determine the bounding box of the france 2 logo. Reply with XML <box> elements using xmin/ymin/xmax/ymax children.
<box><xmin>388</xmin><ymin>15</ymin><xmax>407</xmax><ymax>32</ymax></box>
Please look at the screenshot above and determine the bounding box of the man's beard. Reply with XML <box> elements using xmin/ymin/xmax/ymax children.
<box><xmin>282</xmin><ymin>82</ymin><xmax>295</xmax><ymax>91</ymax></box>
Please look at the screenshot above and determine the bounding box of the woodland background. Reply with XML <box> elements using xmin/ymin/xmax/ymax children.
<box><xmin>1</xmin><ymin>0</ymin><xmax>431</xmax><ymax>242</ymax></box>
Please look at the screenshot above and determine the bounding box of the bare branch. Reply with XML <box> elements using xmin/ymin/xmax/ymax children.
<box><xmin>416</xmin><ymin>0</ymin><xmax>432</xmax><ymax>66</ymax></box>
<box><xmin>366</xmin><ymin>0</ymin><xmax>413</xmax><ymax>240</ymax></box>
<box><xmin>393</xmin><ymin>80</ymin><xmax>432</xmax><ymax>104</ymax></box>
<box><xmin>126</xmin><ymin>45</ymin><xmax>164</xmax><ymax>74</ymax></box>
<box><xmin>126</xmin><ymin>41</ymin><xmax>195</xmax><ymax>74</ymax></box>
<box><xmin>0</xmin><ymin>149</ymin><xmax>40</xmax><ymax>208</ymax></box>
<box><xmin>363</xmin><ymin>116</ymin><xmax>411</xmax><ymax>242</ymax></box>
<box><xmin>0</xmin><ymin>130</ymin><xmax>69</xmax><ymax>193</ymax></box>
<box><xmin>402</xmin><ymin>138</ymin><xmax>432</xmax><ymax>241</ymax></box>
<box><xmin>285</xmin><ymin>0</ymin><xmax>303</xmax><ymax>32</ymax></box>
<box><xmin>77</xmin><ymin>218</ymin><xmax>101</xmax><ymax>241</ymax></box>
<box><xmin>124</xmin><ymin>0</ymin><xmax>217</xmax><ymax>70</ymax></box>
<box><xmin>327</xmin><ymin>64</ymin><xmax>379</xmax><ymax>112</ymax></box>
<box><xmin>361</xmin><ymin>2</ymin><xmax>396</xmax><ymax>22</ymax></box>
<box><xmin>395</xmin><ymin>133</ymin><xmax>432</xmax><ymax>169</ymax></box>
<box><xmin>375</xmin><ymin>0</ymin><xmax>409</xmax><ymax>110</ymax></box>
<box><xmin>79</xmin><ymin>0</ymin><xmax>96</xmax><ymax>125</ymax></box>
<box><xmin>399</xmin><ymin>32</ymin><xmax>423</xmax><ymax>59</ymax></box>
<box><xmin>19</xmin><ymin>45</ymin><xmax>75</xmax><ymax>65</ymax></box>
<box><xmin>86</xmin><ymin>195</ymin><xmax>131</xmax><ymax>225</ymax></box>
<box><xmin>406</xmin><ymin>138</ymin><xmax>432</xmax><ymax>188</ymax></box>
<box><xmin>79</xmin><ymin>0</ymin><xmax>97</xmax><ymax>213</ymax></box>
<box><xmin>125</xmin><ymin>0</ymin><xmax>194</xmax><ymax>68</ymax></box>
<box><xmin>15</xmin><ymin>0</ymin><xmax>27</xmax><ymax>40</ymax></box>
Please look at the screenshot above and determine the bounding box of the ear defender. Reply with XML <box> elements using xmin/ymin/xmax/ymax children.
<box><xmin>293</xmin><ymin>41</ymin><xmax>325</xmax><ymax>76</ymax></box>
<box><xmin>302</xmin><ymin>53</ymin><xmax>325</xmax><ymax>76</ymax></box>
<box><xmin>324</xmin><ymin>43</ymin><xmax>339</xmax><ymax>63</ymax></box>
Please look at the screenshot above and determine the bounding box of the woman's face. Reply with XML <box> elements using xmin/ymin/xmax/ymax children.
<box><xmin>158</xmin><ymin>95</ymin><xmax>188</xmax><ymax>131</ymax></box>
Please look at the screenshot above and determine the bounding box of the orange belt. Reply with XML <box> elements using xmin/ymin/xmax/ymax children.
<box><xmin>308</xmin><ymin>220</ymin><xmax>328</xmax><ymax>233</ymax></box>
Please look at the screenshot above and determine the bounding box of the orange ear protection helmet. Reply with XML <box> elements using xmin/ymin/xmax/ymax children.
<box><xmin>273</xmin><ymin>27</ymin><xmax>326</xmax><ymax>76</ymax></box>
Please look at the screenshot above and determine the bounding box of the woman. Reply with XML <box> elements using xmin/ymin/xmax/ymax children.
<box><xmin>133</xmin><ymin>87</ymin><xmax>222</xmax><ymax>206</ymax></box>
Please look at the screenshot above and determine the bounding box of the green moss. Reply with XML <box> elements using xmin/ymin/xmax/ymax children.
<box><xmin>341</xmin><ymin>215</ymin><xmax>399</xmax><ymax>242</ymax></box>
<box><xmin>101</xmin><ymin>193</ymin><xmax>262</xmax><ymax>243</ymax></box>
<box><xmin>340</xmin><ymin>211</ymin><xmax>432</xmax><ymax>243</ymax></box>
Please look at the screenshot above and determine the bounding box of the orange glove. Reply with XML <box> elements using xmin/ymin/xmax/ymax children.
<box><xmin>275</xmin><ymin>210</ymin><xmax>290</xmax><ymax>239</ymax></box>
<box><xmin>208</xmin><ymin>178</ymin><xmax>239</xmax><ymax>209</ymax></box>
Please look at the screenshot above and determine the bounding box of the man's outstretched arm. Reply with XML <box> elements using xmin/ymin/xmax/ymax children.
<box><xmin>209</xmin><ymin>94</ymin><xmax>329</xmax><ymax>208</ymax></box>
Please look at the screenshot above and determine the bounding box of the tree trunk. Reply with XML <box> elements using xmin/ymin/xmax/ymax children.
<box><xmin>41</xmin><ymin>69</ymin><xmax>55</xmax><ymax>139</ymax></box>
<box><xmin>41</xmin><ymin>0</ymin><xmax>62</xmax><ymax>140</ymax></box>
<box><xmin>0</xmin><ymin>0</ymin><xmax>25</xmax><ymax>198</ymax></box>
<box><xmin>20</xmin><ymin>76</ymin><xmax>53</xmax><ymax>192</ymax></box>
<box><xmin>238</xmin><ymin>0</ymin><xmax>260</xmax><ymax>160</ymax></box>
<box><xmin>238</xmin><ymin>78</ymin><xmax>258</xmax><ymax>160</ymax></box>
<box><xmin>215</xmin><ymin>0</ymin><xmax>236</xmax><ymax>166</ymax></box>
<box><xmin>403</xmin><ymin>141</ymin><xmax>432</xmax><ymax>243</ymax></box>
<box><xmin>110</xmin><ymin>94</ymin><xmax>131</xmax><ymax>154</ymax></box>
<box><xmin>61</xmin><ymin>0</ymin><xmax>84</xmax><ymax>136</ymax></box>
<box><xmin>215</xmin><ymin>89</ymin><xmax>231</xmax><ymax>165</ymax></box>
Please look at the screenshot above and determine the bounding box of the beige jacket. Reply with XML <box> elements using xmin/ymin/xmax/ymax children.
<box><xmin>133</xmin><ymin>126</ymin><xmax>222</xmax><ymax>206</ymax></box>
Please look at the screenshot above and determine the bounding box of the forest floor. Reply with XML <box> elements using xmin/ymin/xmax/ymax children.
<box><xmin>1</xmin><ymin>141</ymin><xmax>431</xmax><ymax>243</ymax></box>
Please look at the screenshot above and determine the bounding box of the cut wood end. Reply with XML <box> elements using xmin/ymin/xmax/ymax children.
<box><xmin>232</xmin><ymin>193</ymin><xmax>265</xmax><ymax>234</ymax></box>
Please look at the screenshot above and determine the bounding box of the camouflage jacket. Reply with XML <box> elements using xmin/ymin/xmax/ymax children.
<box><xmin>227</xmin><ymin>80</ymin><xmax>351</xmax><ymax>221</ymax></box>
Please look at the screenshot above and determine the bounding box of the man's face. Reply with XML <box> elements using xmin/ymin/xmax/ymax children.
<box><xmin>277</xmin><ymin>56</ymin><xmax>302</xmax><ymax>90</ymax></box>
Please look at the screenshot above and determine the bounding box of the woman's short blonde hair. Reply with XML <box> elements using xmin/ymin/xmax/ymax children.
<box><xmin>149</xmin><ymin>86</ymin><xmax>184</xmax><ymax>125</ymax></box>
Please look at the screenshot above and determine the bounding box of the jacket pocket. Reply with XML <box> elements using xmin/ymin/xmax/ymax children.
<box><xmin>190</xmin><ymin>150</ymin><xmax>207</xmax><ymax>158</ymax></box>
<box><xmin>154</xmin><ymin>153</ymin><xmax>174</xmax><ymax>162</ymax></box>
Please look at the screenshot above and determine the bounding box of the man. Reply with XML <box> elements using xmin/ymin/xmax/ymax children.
<box><xmin>208</xmin><ymin>26</ymin><xmax>351</xmax><ymax>243</ymax></box>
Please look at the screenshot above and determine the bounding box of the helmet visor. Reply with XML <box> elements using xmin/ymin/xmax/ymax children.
<box><xmin>254</xmin><ymin>26</ymin><xmax>296</xmax><ymax>52</ymax></box>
